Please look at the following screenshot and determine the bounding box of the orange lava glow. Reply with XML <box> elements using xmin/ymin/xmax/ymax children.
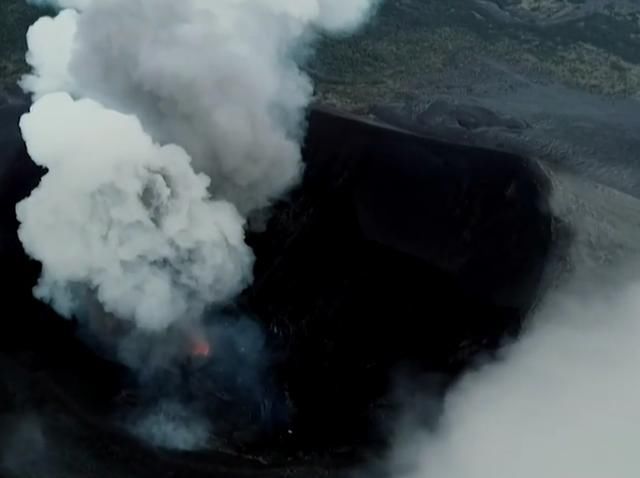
<box><xmin>190</xmin><ymin>337</ymin><xmax>211</xmax><ymax>358</ymax></box>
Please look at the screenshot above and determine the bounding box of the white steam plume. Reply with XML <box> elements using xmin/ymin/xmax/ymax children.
<box><xmin>20</xmin><ymin>9</ymin><xmax>77</xmax><ymax>98</ymax></box>
<box><xmin>391</xmin><ymin>282</ymin><xmax>640</xmax><ymax>477</ymax></box>
<box><xmin>18</xmin><ymin>93</ymin><xmax>252</xmax><ymax>331</ymax></box>
<box><xmin>23</xmin><ymin>0</ymin><xmax>377</xmax><ymax>213</ymax></box>
<box><xmin>19</xmin><ymin>0</ymin><xmax>377</xmax><ymax>332</ymax></box>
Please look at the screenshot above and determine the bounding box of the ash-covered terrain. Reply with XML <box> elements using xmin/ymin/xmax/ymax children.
<box><xmin>4</xmin><ymin>1</ymin><xmax>640</xmax><ymax>99</ymax></box>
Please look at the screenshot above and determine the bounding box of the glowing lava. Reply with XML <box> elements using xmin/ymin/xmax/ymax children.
<box><xmin>190</xmin><ymin>336</ymin><xmax>211</xmax><ymax>358</ymax></box>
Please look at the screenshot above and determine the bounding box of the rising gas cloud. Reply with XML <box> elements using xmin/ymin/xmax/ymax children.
<box><xmin>18</xmin><ymin>0</ymin><xmax>378</xmax><ymax>333</ymax></box>
<box><xmin>388</xmin><ymin>279</ymin><xmax>640</xmax><ymax>477</ymax></box>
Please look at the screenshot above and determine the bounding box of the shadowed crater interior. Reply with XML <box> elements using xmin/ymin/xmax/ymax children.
<box><xmin>0</xmin><ymin>101</ymin><xmax>555</xmax><ymax>472</ymax></box>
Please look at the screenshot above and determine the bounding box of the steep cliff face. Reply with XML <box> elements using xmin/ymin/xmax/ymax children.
<box><xmin>0</xmin><ymin>101</ymin><xmax>555</xmax><ymax>472</ymax></box>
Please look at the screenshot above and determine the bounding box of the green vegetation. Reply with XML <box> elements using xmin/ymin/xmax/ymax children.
<box><xmin>2</xmin><ymin>0</ymin><xmax>639</xmax><ymax>109</ymax></box>
<box><xmin>310</xmin><ymin>0</ymin><xmax>640</xmax><ymax>109</ymax></box>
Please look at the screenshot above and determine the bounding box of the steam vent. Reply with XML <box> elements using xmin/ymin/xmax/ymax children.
<box><xmin>0</xmin><ymin>101</ymin><xmax>554</xmax><ymax>476</ymax></box>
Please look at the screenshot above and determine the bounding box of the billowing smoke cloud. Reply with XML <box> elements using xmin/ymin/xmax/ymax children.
<box><xmin>19</xmin><ymin>0</ymin><xmax>378</xmax><ymax>333</ymax></box>
<box><xmin>18</xmin><ymin>93</ymin><xmax>252</xmax><ymax>330</ymax></box>
<box><xmin>23</xmin><ymin>0</ymin><xmax>377</xmax><ymax>214</ymax></box>
<box><xmin>20</xmin><ymin>9</ymin><xmax>78</xmax><ymax>98</ymax></box>
<box><xmin>387</xmin><ymin>259</ymin><xmax>640</xmax><ymax>476</ymax></box>
<box><xmin>120</xmin><ymin>316</ymin><xmax>279</xmax><ymax>449</ymax></box>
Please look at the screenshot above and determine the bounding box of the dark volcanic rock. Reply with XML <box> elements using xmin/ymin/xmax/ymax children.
<box><xmin>417</xmin><ymin>100</ymin><xmax>528</xmax><ymax>131</ymax></box>
<box><xmin>370</xmin><ymin>99</ymin><xmax>529</xmax><ymax>148</ymax></box>
<box><xmin>245</xmin><ymin>106</ymin><xmax>554</xmax><ymax>449</ymax></box>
